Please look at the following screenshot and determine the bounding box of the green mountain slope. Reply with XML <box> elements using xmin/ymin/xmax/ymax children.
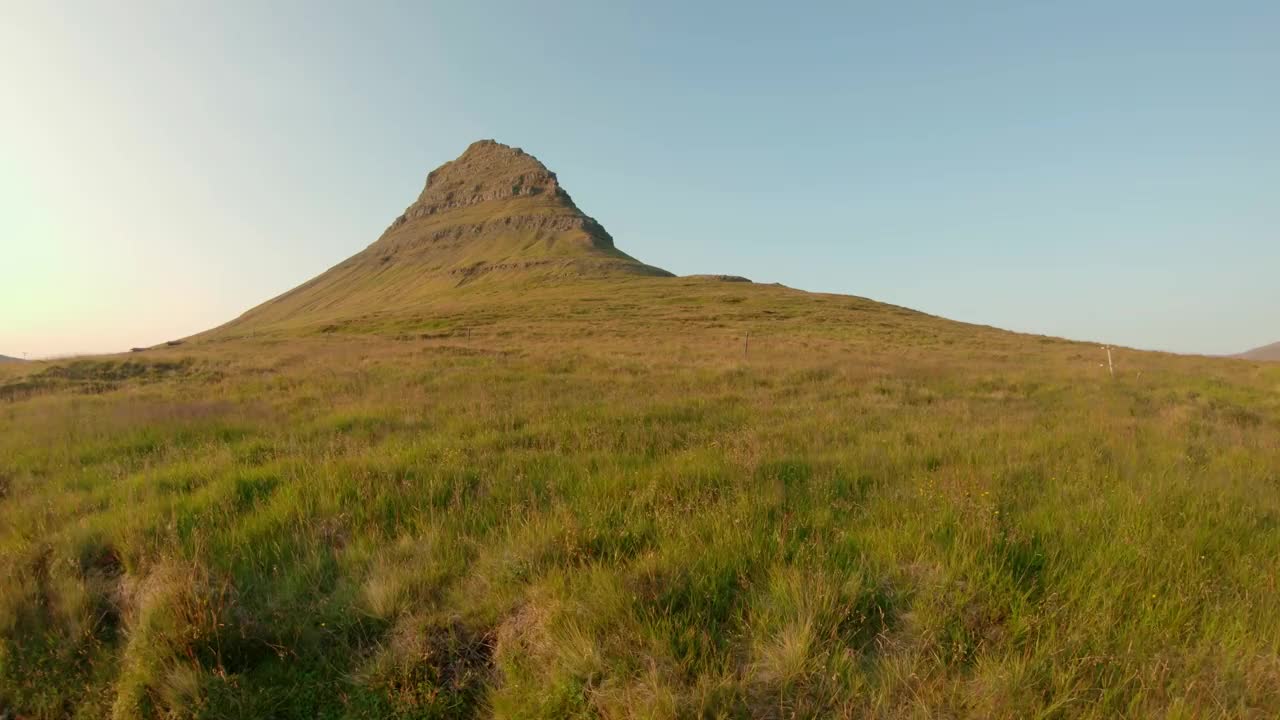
<box><xmin>215</xmin><ymin>140</ymin><xmax>670</xmax><ymax>335</ymax></box>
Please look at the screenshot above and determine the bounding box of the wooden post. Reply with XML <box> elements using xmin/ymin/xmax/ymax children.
<box><xmin>1104</xmin><ymin>346</ymin><xmax>1114</xmax><ymax>378</ymax></box>
<box><xmin>744</xmin><ymin>332</ymin><xmax>750</xmax><ymax>359</ymax></box>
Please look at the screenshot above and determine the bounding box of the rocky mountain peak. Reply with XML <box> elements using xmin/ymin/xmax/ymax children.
<box><xmin>211</xmin><ymin>140</ymin><xmax>672</xmax><ymax>333</ymax></box>
<box><xmin>399</xmin><ymin>140</ymin><xmax>577</xmax><ymax>221</ymax></box>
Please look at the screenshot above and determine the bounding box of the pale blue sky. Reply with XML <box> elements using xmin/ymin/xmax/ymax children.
<box><xmin>2</xmin><ymin>1</ymin><xmax>1277</xmax><ymax>357</ymax></box>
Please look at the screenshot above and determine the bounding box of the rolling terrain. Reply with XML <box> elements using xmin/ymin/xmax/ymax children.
<box><xmin>2</xmin><ymin>143</ymin><xmax>1278</xmax><ymax>719</ymax></box>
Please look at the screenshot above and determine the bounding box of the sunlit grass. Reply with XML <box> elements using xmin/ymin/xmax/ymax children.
<box><xmin>1</xmin><ymin>278</ymin><xmax>1278</xmax><ymax>718</ymax></box>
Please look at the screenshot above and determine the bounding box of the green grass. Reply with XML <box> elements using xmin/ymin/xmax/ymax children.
<box><xmin>2</xmin><ymin>277</ymin><xmax>1278</xmax><ymax>718</ymax></box>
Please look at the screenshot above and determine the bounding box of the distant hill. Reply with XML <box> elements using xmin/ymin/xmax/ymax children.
<box><xmin>1237</xmin><ymin>341</ymin><xmax>1280</xmax><ymax>361</ymax></box>
<box><xmin>0</xmin><ymin>354</ymin><xmax>26</xmax><ymax>363</ymax></box>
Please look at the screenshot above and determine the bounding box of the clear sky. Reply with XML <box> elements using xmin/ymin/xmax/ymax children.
<box><xmin>3</xmin><ymin>1</ymin><xmax>1277</xmax><ymax>358</ymax></box>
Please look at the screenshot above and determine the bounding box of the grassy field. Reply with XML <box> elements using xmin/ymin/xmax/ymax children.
<box><xmin>2</xmin><ymin>277</ymin><xmax>1278</xmax><ymax>718</ymax></box>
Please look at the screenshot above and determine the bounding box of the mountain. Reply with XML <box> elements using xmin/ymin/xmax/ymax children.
<box><xmin>0</xmin><ymin>354</ymin><xmax>26</xmax><ymax>363</ymax></box>
<box><xmin>8</xmin><ymin>141</ymin><xmax>1280</xmax><ymax>719</ymax></box>
<box><xmin>1237</xmin><ymin>341</ymin><xmax>1280</xmax><ymax>361</ymax></box>
<box><xmin>219</xmin><ymin>140</ymin><xmax>670</xmax><ymax>333</ymax></box>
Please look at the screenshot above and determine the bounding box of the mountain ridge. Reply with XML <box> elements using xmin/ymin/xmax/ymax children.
<box><xmin>213</xmin><ymin>140</ymin><xmax>671</xmax><ymax>334</ymax></box>
<box><xmin>369</xmin><ymin>139</ymin><xmax>661</xmax><ymax>275</ymax></box>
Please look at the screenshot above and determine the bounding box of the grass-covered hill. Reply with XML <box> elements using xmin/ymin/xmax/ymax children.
<box><xmin>1239</xmin><ymin>341</ymin><xmax>1280</xmax><ymax>362</ymax></box>
<box><xmin>3</xmin><ymin>142</ymin><xmax>1278</xmax><ymax>718</ymax></box>
<box><xmin>3</xmin><ymin>277</ymin><xmax>1279</xmax><ymax>719</ymax></box>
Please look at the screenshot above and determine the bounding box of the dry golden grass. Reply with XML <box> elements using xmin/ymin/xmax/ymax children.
<box><xmin>1</xmin><ymin>277</ymin><xmax>1278</xmax><ymax>718</ymax></box>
